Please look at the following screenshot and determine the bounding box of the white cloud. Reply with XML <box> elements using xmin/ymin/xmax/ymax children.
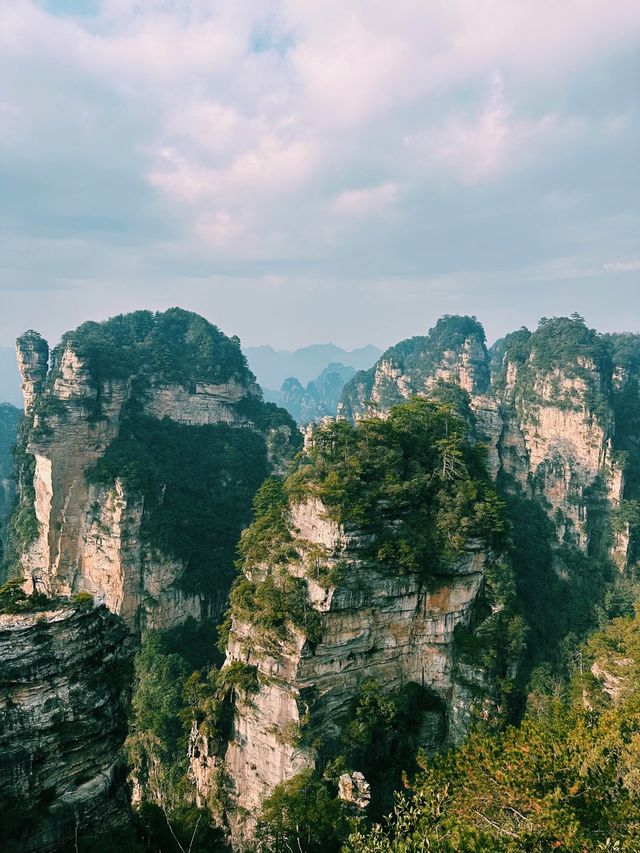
<box><xmin>603</xmin><ymin>259</ymin><xmax>640</xmax><ymax>273</ymax></box>
<box><xmin>332</xmin><ymin>182</ymin><xmax>399</xmax><ymax>217</ymax></box>
<box><xmin>1</xmin><ymin>0</ymin><xmax>639</xmax><ymax>338</ymax></box>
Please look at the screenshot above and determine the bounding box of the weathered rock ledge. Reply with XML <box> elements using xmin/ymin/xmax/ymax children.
<box><xmin>0</xmin><ymin>603</ymin><xmax>131</xmax><ymax>853</ymax></box>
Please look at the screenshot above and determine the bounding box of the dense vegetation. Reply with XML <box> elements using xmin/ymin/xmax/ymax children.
<box><xmin>347</xmin><ymin>608</ymin><xmax>640</xmax><ymax>852</ymax></box>
<box><xmin>88</xmin><ymin>414</ymin><xmax>271</xmax><ymax>596</ymax></box>
<box><xmin>124</xmin><ymin>619</ymin><xmax>232</xmax><ymax>850</ymax></box>
<box><xmin>0</xmin><ymin>403</ymin><xmax>21</xmax><ymax>564</ymax></box>
<box><xmin>494</xmin><ymin>315</ymin><xmax>613</xmax><ymax>422</ymax></box>
<box><xmin>607</xmin><ymin>332</ymin><xmax>640</xmax><ymax>566</ymax></box>
<box><xmin>340</xmin><ymin>315</ymin><xmax>489</xmax><ymax>418</ymax></box>
<box><xmin>0</xmin><ymin>403</ymin><xmax>20</xmax><ymax>483</ymax></box>
<box><xmin>49</xmin><ymin>308</ymin><xmax>252</xmax><ymax>389</ymax></box>
<box><xmin>288</xmin><ymin>399</ymin><xmax>505</xmax><ymax>572</ymax></box>
<box><xmin>1</xmin><ymin>413</ymin><xmax>39</xmax><ymax>577</ymax></box>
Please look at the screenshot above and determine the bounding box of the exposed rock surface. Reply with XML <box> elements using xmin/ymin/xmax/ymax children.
<box><xmin>197</xmin><ymin>498</ymin><xmax>490</xmax><ymax>837</ymax></box>
<box><xmin>12</xmin><ymin>309</ymin><xmax>300</xmax><ymax>632</ymax></box>
<box><xmin>338</xmin><ymin>771</ymin><xmax>370</xmax><ymax>808</ymax></box>
<box><xmin>273</xmin><ymin>363</ymin><xmax>356</xmax><ymax>424</ymax></box>
<box><xmin>0</xmin><ymin>603</ymin><xmax>131</xmax><ymax>853</ymax></box>
<box><xmin>340</xmin><ymin>316</ymin><xmax>634</xmax><ymax>567</ymax></box>
<box><xmin>16</xmin><ymin>331</ymin><xmax>49</xmax><ymax>413</ymax></box>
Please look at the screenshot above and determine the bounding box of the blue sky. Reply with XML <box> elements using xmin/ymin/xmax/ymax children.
<box><xmin>1</xmin><ymin>0</ymin><xmax>638</xmax><ymax>350</ymax></box>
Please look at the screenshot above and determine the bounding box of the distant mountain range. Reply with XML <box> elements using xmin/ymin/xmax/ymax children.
<box><xmin>265</xmin><ymin>362</ymin><xmax>357</xmax><ymax>424</ymax></box>
<box><xmin>0</xmin><ymin>347</ymin><xmax>22</xmax><ymax>406</ymax></box>
<box><xmin>244</xmin><ymin>343</ymin><xmax>381</xmax><ymax>390</ymax></box>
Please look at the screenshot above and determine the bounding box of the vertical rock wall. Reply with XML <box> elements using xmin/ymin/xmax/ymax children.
<box><xmin>0</xmin><ymin>603</ymin><xmax>131</xmax><ymax>853</ymax></box>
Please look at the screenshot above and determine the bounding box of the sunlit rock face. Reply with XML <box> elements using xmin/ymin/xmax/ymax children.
<box><xmin>199</xmin><ymin>316</ymin><xmax>640</xmax><ymax>846</ymax></box>
<box><xmin>16</xmin><ymin>331</ymin><xmax>49</xmax><ymax>414</ymax></box>
<box><xmin>0</xmin><ymin>603</ymin><xmax>130</xmax><ymax>853</ymax></box>
<box><xmin>193</xmin><ymin>497</ymin><xmax>490</xmax><ymax>843</ymax></box>
<box><xmin>13</xmin><ymin>309</ymin><xmax>301</xmax><ymax>632</ymax></box>
<box><xmin>340</xmin><ymin>316</ymin><xmax>634</xmax><ymax>568</ymax></box>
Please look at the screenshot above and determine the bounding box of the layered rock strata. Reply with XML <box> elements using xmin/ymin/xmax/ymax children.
<box><xmin>194</xmin><ymin>499</ymin><xmax>489</xmax><ymax>837</ymax></box>
<box><xmin>340</xmin><ymin>316</ymin><xmax>632</xmax><ymax>565</ymax></box>
<box><xmin>0</xmin><ymin>603</ymin><xmax>130</xmax><ymax>853</ymax></box>
<box><xmin>13</xmin><ymin>311</ymin><xmax>299</xmax><ymax>632</ymax></box>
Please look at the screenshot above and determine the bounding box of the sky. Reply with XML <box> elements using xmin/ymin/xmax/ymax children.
<box><xmin>1</xmin><ymin>0</ymin><xmax>639</xmax><ymax>351</ymax></box>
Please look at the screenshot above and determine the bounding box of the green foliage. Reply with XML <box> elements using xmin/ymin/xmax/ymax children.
<box><xmin>340</xmin><ymin>316</ymin><xmax>489</xmax><ymax>418</ymax></box>
<box><xmin>229</xmin><ymin>571</ymin><xmax>322</xmax><ymax>646</ymax></box>
<box><xmin>127</xmin><ymin>621</ymin><xmax>228</xmax><ymax>813</ymax></box>
<box><xmin>607</xmin><ymin>333</ymin><xmax>640</xmax><ymax>564</ymax></box>
<box><xmin>72</xmin><ymin>591</ymin><xmax>94</xmax><ymax>609</ymax></box>
<box><xmin>497</xmin><ymin>315</ymin><xmax>612</xmax><ymax>423</ymax></box>
<box><xmin>256</xmin><ymin>769</ymin><xmax>352</xmax><ymax>853</ymax></box>
<box><xmin>0</xmin><ymin>577</ymin><xmax>51</xmax><ymax>614</ymax></box>
<box><xmin>289</xmin><ymin>399</ymin><xmax>505</xmax><ymax>573</ymax></box>
<box><xmin>50</xmin><ymin>307</ymin><xmax>250</xmax><ymax>388</ymax></box>
<box><xmin>338</xmin><ymin>681</ymin><xmax>444</xmax><ymax>817</ymax></box>
<box><xmin>0</xmin><ymin>403</ymin><xmax>20</xmax><ymax>482</ymax></box>
<box><xmin>489</xmin><ymin>327</ymin><xmax>531</xmax><ymax>379</ymax></box>
<box><xmin>496</xmin><ymin>480</ymin><xmax>620</xmax><ymax>697</ymax></box>
<box><xmin>216</xmin><ymin>661</ymin><xmax>259</xmax><ymax>694</ymax></box>
<box><xmin>129</xmin><ymin>632</ymin><xmax>191</xmax><ymax>756</ymax></box>
<box><xmin>237</xmin><ymin>478</ymin><xmax>297</xmax><ymax>567</ymax></box>
<box><xmin>133</xmin><ymin>802</ymin><xmax>230</xmax><ymax>853</ymax></box>
<box><xmin>349</xmin><ymin>611</ymin><xmax>640</xmax><ymax>851</ymax></box>
<box><xmin>74</xmin><ymin>803</ymin><xmax>231</xmax><ymax>852</ymax></box>
<box><xmin>2</xmin><ymin>414</ymin><xmax>39</xmax><ymax>572</ymax></box>
<box><xmin>88</xmin><ymin>414</ymin><xmax>270</xmax><ymax>597</ymax></box>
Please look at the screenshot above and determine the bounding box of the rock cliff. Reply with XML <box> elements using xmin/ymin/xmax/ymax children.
<box><xmin>191</xmin><ymin>401</ymin><xmax>511</xmax><ymax>839</ymax></box>
<box><xmin>340</xmin><ymin>315</ymin><xmax>636</xmax><ymax>571</ymax></box>
<box><xmin>275</xmin><ymin>363</ymin><xmax>356</xmax><ymax>424</ymax></box>
<box><xmin>11</xmin><ymin>309</ymin><xmax>301</xmax><ymax>632</ymax></box>
<box><xmin>199</xmin><ymin>315</ymin><xmax>640</xmax><ymax>844</ymax></box>
<box><xmin>222</xmin><ymin>502</ymin><xmax>488</xmax><ymax>827</ymax></box>
<box><xmin>0</xmin><ymin>601</ymin><xmax>130</xmax><ymax>853</ymax></box>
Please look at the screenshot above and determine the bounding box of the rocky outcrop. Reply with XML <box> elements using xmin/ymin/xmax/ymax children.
<box><xmin>198</xmin><ymin>497</ymin><xmax>491</xmax><ymax>838</ymax></box>
<box><xmin>13</xmin><ymin>309</ymin><xmax>301</xmax><ymax>632</ymax></box>
<box><xmin>338</xmin><ymin>316</ymin><xmax>490</xmax><ymax>422</ymax></box>
<box><xmin>0</xmin><ymin>602</ymin><xmax>130</xmax><ymax>853</ymax></box>
<box><xmin>275</xmin><ymin>363</ymin><xmax>356</xmax><ymax>425</ymax></box>
<box><xmin>16</xmin><ymin>331</ymin><xmax>49</xmax><ymax>413</ymax></box>
<box><xmin>341</xmin><ymin>315</ymin><xmax>633</xmax><ymax>567</ymax></box>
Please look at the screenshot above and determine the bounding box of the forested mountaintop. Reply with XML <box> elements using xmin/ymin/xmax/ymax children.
<box><xmin>2</xmin><ymin>309</ymin><xmax>640</xmax><ymax>852</ymax></box>
<box><xmin>4</xmin><ymin>308</ymin><xmax>301</xmax><ymax>628</ymax></box>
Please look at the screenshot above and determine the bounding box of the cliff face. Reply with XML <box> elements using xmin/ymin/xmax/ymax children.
<box><xmin>276</xmin><ymin>363</ymin><xmax>357</xmax><ymax>424</ymax></box>
<box><xmin>202</xmin><ymin>317</ymin><xmax>640</xmax><ymax>842</ymax></box>
<box><xmin>337</xmin><ymin>316</ymin><xmax>490</xmax><ymax>422</ymax></box>
<box><xmin>13</xmin><ymin>309</ymin><xmax>301</xmax><ymax>632</ymax></box>
<box><xmin>190</xmin><ymin>401</ymin><xmax>508</xmax><ymax>839</ymax></box>
<box><xmin>341</xmin><ymin>316</ymin><xmax>634</xmax><ymax>570</ymax></box>
<box><xmin>0</xmin><ymin>602</ymin><xmax>130</xmax><ymax>853</ymax></box>
<box><xmin>220</xmin><ymin>500</ymin><xmax>487</xmax><ymax>827</ymax></box>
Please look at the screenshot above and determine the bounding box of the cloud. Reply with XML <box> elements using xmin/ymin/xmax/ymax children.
<box><xmin>0</xmin><ymin>1</ymin><xmax>639</xmax><ymax>348</ymax></box>
<box><xmin>332</xmin><ymin>182</ymin><xmax>399</xmax><ymax>217</ymax></box>
<box><xmin>603</xmin><ymin>259</ymin><xmax>640</xmax><ymax>273</ymax></box>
